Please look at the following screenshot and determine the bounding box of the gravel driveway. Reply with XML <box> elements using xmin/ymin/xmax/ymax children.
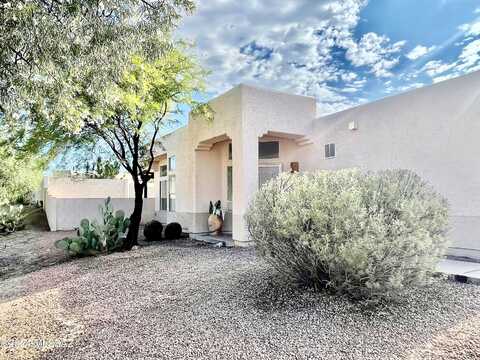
<box><xmin>1</xmin><ymin>239</ymin><xmax>480</xmax><ymax>360</ymax></box>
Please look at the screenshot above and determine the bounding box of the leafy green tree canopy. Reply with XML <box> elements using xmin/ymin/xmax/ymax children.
<box><xmin>0</xmin><ymin>145</ymin><xmax>43</xmax><ymax>206</ymax></box>
<box><xmin>19</xmin><ymin>46</ymin><xmax>212</xmax><ymax>247</ymax></box>
<box><xmin>0</xmin><ymin>0</ymin><xmax>195</xmax><ymax>132</ymax></box>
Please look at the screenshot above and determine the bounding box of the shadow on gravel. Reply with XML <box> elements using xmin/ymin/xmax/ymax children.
<box><xmin>0</xmin><ymin>208</ymin><xmax>75</xmax><ymax>280</ymax></box>
<box><xmin>226</xmin><ymin>263</ymin><xmax>465</xmax><ymax>320</ymax></box>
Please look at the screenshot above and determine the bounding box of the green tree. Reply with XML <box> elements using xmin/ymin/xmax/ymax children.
<box><xmin>13</xmin><ymin>49</ymin><xmax>211</xmax><ymax>248</ymax></box>
<box><xmin>0</xmin><ymin>145</ymin><xmax>43</xmax><ymax>206</ymax></box>
<box><xmin>0</xmin><ymin>0</ymin><xmax>195</xmax><ymax>120</ymax></box>
<box><xmin>93</xmin><ymin>157</ymin><xmax>121</xmax><ymax>179</ymax></box>
<box><xmin>75</xmin><ymin>157</ymin><xmax>121</xmax><ymax>179</ymax></box>
<box><xmin>0</xmin><ymin>0</ymin><xmax>210</xmax><ymax>248</ymax></box>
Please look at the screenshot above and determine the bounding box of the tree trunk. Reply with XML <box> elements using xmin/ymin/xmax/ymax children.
<box><xmin>125</xmin><ymin>182</ymin><xmax>144</xmax><ymax>249</ymax></box>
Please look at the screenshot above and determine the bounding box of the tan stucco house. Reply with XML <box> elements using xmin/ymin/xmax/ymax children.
<box><xmin>152</xmin><ymin>71</ymin><xmax>480</xmax><ymax>259</ymax></box>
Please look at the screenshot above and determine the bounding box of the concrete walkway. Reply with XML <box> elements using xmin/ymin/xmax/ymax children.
<box><xmin>438</xmin><ymin>259</ymin><xmax>480</xmax><ymax>280</ymax></box>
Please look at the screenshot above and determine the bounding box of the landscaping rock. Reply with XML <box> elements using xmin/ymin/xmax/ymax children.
<box><xmin>1</xmin><ymin>238</ymin><xmax>480</xmax><ymax>360</ymax></box>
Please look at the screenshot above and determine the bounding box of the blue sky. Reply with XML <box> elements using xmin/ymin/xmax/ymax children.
<box><xmin>53</xmin><ymin>0</ymin><xmax>480</xmax><ymax>170</ymax></box>
<box><xmin>176</xmin><ymin>0</ymin><xmax>480</xmax><ymax>116</ymax></box>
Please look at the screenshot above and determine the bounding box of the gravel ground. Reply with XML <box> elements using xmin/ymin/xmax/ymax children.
<box><xmin>0</xmin><ymin>229</ymin><xmax>75</xmax><ymax>280</ymax></box>
<box><xmin>1</xmin><ymin>239</ymin><xmax>480</xmax><ymax>360</ymax></box>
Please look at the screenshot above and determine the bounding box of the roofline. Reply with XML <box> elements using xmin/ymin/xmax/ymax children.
<box><xmin>317</xmin><ymin>69</ymin><xmax>480</xmax><ymax>120</ymax></box>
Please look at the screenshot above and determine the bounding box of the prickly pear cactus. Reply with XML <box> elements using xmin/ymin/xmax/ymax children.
<box><xmin>54</xmin><ymin>237</ymin><xmax>92</xmax><ymax>257</ymax></box>
<box><xmin>55</xmin><ymin>197</ymin><xmax>131</xmax><ymax>256</ymax></box>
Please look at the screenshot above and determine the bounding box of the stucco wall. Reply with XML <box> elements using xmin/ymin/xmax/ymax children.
<box><xmin>153</xmin><ymin>85</ymin><xmax>316</xmax><ymax>242</ymax></box>
<box><xmin>153</xmin><ymin>75</ymin><xmax>480</xmax><ymax>256</ymax></box>
<box><xmin>46</xmin><ymin>177</ymin><xmax>154</xmax><ymax>198</ymax></box>
<box><xmin>45</xmin><ymin>196</ymin><xmax>155</xmax><ymax>231</ymax></box>
<box><xmin>297</xmin><ymin>71</ymin><xmax>480</xmax><ymax>257</ymax></box>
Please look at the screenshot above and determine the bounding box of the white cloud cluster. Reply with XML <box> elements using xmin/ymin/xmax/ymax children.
<box><xmin>422</xmin><ymin>60</ymin><xmax>456</xmax><ymax>77</ymax></box>
<box><xmin>343</xmin><ymin>33</ymin><xmax>406</xmax><ymax>77</ymax></box>
<box><xmin>406</xmin><ymin>45</ymin><xmax>436</xmax><ymax>60</ymax></box>
<box><xmin>177</xmin><ymin>0</ymin><xmax>408</xmax><ymax>114</ymax></box>
<box><xmin>417</xmin><ymin>20</ymin><xmax>480</xmax><ymax>84</ymax></box>
<box><xmin>176</xmin><ymin>1</ymin><xmax>480</xmax><ymax>115</ymax></box>
<box><xmin>459</xmin><ymin>20</ymin><xmax>480</xmax><ymax>37</ymax></box>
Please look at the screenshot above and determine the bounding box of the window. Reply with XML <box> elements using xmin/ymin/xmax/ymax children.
<box><xmin>227</xmin><ymin>166</ymin><xmax>233</xmax><ymax>201</ymax></box>
<box><xmin>259</xmin><ymin>141</ymin><xmax>279</xmax><ymax>159</ymax></box>
<box><xmin>168</xmin><ymin>175</ymin><xmax>176</xmax><ymax>212</ymax></box>
<box><xmin>228</xmin><ymin>143</ymin><xmax>232</xmax><ymax>160</ymax></box>
<box><xmin>160</xmin><ymin>165</ymin><xmax>167</xmax><ymax>177</ymax></box>
<box><xmin>258</xmin><ymin>165</ymin><xmax>281</xmax><ymax>188</ymax></box>
<box><xmin>325</xmin><ymin>143</ymin><xmax>335</xmax><ymax>159</ymax></box>
<box><xmin>159</xmin><ymin>180</ymin><xmax>168</xmax><ymax>211</ymax></box>
<box><xmin>168</xmin><ymin>156</ymin><xmax>176</xmax><ymax>171</ymax></box>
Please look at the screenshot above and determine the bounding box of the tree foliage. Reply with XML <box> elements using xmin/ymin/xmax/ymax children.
<box><xmin>11</xmin><ymin>47</ymin><xmax>211</xmax><ymax>247</ymax></box>
<box><xmin>0</xmin><ymin>0</ymin><xmax>195</xmax><ymax>121</ymax></box>
<box><xmin>0</xmin><ymin>145</ymin><xmax>43</xmax><ymax>206</ymax></box>
<box><xmin>0</xmin><ymin>0</ymin><xmax>210</xmax><ymax>248</ymax></box>
<box><xmin>77</xmin><ymin>157</ymin><xmax>121</xmax><ymax>179</ymax></box>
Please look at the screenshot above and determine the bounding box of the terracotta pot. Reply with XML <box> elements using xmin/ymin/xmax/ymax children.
<box><xmin>208</xmin><ymin>214</ymin><xmax>223</xmax><ymax>235</ymax></box>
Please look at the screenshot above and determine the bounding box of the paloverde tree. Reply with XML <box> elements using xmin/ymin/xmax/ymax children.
<box><xmin>0</xmin><ymin>1</ymin><xmax>210</xmax><ymax>248</ymax></box>
<box><xmin>78</xmin><ymin>51</ymin><xmax>211</xmax><ymax>248</ymax></box>
<box><xmin>24</xmin><ymin>49</ymin><xmax>211</xmax><ymax>248</ymax></box>
<box><xmin>0</xmin><ymin>0</ymin><xmax>195</xmax><ymax>118</ymax></box>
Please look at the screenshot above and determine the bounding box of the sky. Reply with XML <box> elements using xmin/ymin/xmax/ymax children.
<box><xmin>52</xmin><ymin>0</ymin><xmax>480</xmax><ymax>171</ymax></box>
<box><xmin>176</xmin><ymin>0</ymin><xmax>480</xmax><ymax>116</ymax></box>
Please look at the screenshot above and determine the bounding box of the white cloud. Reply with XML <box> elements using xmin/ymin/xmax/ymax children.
<box><xmin>432</xmin><ymin>73</ymin><xmax>459</xmax><ymax>83</ymax></box>
<box><xmin>406</xmin><ymin>45</ymin><xmax>436</xmax><ymax>60</ymax></box>
<box><xmin>459</xmin><ymin>20</ymin><xmax>480</xmax><ymax>36</ymax></box>
<box><xmin>176</xmin><ymin>0</ymin><xmax>408</xmax><ymax>113</ymax></box>
<box><xmin>343</xmin><ymin>33</ymin><xmax>405</xmax><ymax>77</ymax></box>
<box><xmin>475</xmin><ymin>7</ymin><xmax>480</xmax><ymax>14</ymax></box>
<box><xmin>422</xmin><ymin>60</ymin><xmax>457</xmax><ymax>77</ymax></box>
<box><xmin>457</xmin><ymin>39</ymin><xmax>480</xmax><ymax>71</ymax></box>
<box><xmin>397</xmin><ymin>82</ymin><xmax>424</xmax><ymax>92</ymax></box>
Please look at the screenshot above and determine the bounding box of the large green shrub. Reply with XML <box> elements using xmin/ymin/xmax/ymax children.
<box><xmin>245</xmin><ymin>169</ymin><xmax>449</xmax><ymax>301</ymax></box>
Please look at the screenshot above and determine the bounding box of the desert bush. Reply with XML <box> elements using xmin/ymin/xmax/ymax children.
<box><xmin>144</xmin><ymin>220</ymin><xmax>163</xmax><ymax>241</ymax></box>
<box><xmin>164</xmin><ymin>222</ymin><xmax>182</xmax><ymax>240</ymax></box>
<box><xmin>0</xmin><ymin>204</ymin><xmax>25</xmax><ymax>234</ymax></box>
<box><xmin>245</xmin><ymin>169</ymin><xmax>449</xmax><ymax>301</ymax></box>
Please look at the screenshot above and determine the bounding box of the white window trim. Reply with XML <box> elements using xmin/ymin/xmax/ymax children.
<box><xmin>258</xmin><ymin>163</ymin><xmax>283</xmax><ymax>171</ymax></box>
<box><xmin>168</xmin><ymin>174</ymin><xmax>176</xmax><ymax>213</ymax></box>
<box><xmin>158</xmin><ymin>173</ymin><xmax>168</xmax><ymax>212</ymax></box>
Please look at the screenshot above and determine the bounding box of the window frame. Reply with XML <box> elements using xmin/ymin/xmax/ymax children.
<box><xmin>159</xmin><ymin>179</ymin><xmax>168</xmax><ymax>211</ymax></box>
<box><xmin>258</xmin><ymin>163</ymin><xmax>282</xmax><ymax>189</ymax></box>
<box><xmin>168</xmin><ymin>174</ymin><xmax>176</xmax><ymax>212</ymax></box>
<box><xmin>159</xmin><ymin>165</ymin><xmax>168</xmax><ymax>177</ymax></box>
<box><xmin>325</xmin><ymin>143</ymin><xmax>336</xmax><ymax>159</ymax></box>
<box><xmin>168</xmin><ymin>155</ymin><xmax>176</xmax><ymax>171</ymax></box>
<box><xmin>258</xmin><ymin>141</ymin><xmax>280</xmax><ymax>160</ymax></box>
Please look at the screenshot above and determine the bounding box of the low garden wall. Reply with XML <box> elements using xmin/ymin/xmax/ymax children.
<box><xmin>43</xmin><ymin>177</ymin><xmax>155</xmax><ymax>199</ymax></box>
<box><xmin>45</xmin><ymin>196</ymin><xmax>155</xmax><ymax>231</ymax></box>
